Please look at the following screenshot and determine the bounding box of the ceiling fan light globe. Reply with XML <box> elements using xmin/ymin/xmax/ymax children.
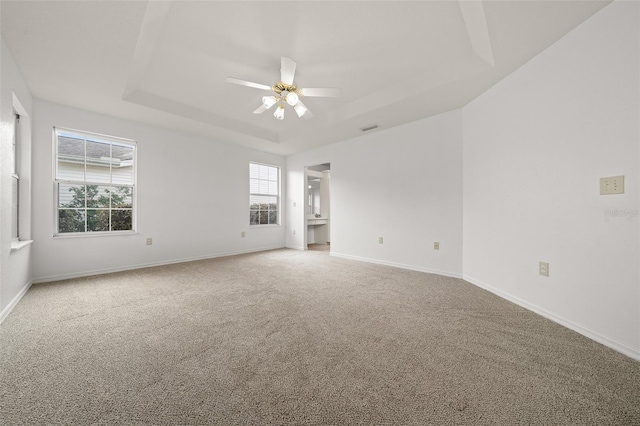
<box><xmin>286</xmin><ymin>92</ymin><xmax>299</xmax><ymax>106</ymax></box>
<box><xmin>262</xmin><ymin>96</ymin><xmax>277</xmax><ymax>108</ymax></box>
<box><xmin>294</xmin><ymin>102</ymin><xmax>307</xmax><ymax>117</ymax></box>
<box><xmin>274</xmin><ymin>105</ymin><xmax>285</xmax><ymax>120</ymax></box>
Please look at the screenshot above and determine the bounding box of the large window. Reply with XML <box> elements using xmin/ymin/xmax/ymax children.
<box><xmin>249</xmin><ymin>162</ymin><xmax>279</xmax><ymax>225</ymax></box>
<box><xmin>55</xmin><ymin>128</ymin><xmax>136</xmax><ymax>235</ymax></box>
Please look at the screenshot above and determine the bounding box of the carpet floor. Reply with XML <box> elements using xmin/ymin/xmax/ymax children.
<box><xmin>1</xmin><ymin>249</ymin><xmax>639</xmax><ymax>425</ymax></box>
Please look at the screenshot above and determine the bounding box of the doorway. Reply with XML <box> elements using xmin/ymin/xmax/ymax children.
<box><xmin>305</xmin><ymin>163</ymin><xmax>331</xmax><ymax>252</ymax></box>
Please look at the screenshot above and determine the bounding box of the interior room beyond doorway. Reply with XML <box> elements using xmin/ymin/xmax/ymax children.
<box><xmin>306</xmin><ymin>163</ymin><xmax>331</xmax><ymax>252</ymax></box>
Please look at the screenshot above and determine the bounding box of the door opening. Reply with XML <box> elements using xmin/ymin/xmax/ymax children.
<box><xmin>305</xmin><ymin>163</ymin><xmax>330</xmax><ymax>252</ymax></box>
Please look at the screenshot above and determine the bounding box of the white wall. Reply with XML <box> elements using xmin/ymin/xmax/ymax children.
<box><xmin>463</xmin><ymin>1</ymin><xmax>639</xmax><ymax>358</ymax></box>
<box><xmin>287</xmin><ymin>109</ymin><xmax>463</xmax><ymax>278</ymax></box>
<box><xmin>0</xmin><ymin>39</ymin><xmax>34</xmax><ymax>320</ymax></box>
<box><xmin>32</xmin><ymin>101</ymin><xmax>286</xmax><ymax>282</ymax></box>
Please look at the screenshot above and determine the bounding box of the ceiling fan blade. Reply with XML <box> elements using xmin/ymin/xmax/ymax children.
<box><xmin>281</xmin><ymin>57</ymin><xmax>297</xmax><ymax>85</ymax></box>
<box><xmin>226</xmin><ymin>77</ymin><xmax>271</xmax><ymax>91</ymax></box>
<box><xmin>300</xmin><ymin>87</ymin><xmax>341</xmax><ymax>97</ymax></box>
<box><xmin>294</xmin><ymin>100</ymin><xmax>313</xmax><ymax>119</ymax></box>
<box><xmin>302</xmin><ymin>108</ymin><xmax>314</xmax><ymax>120</ymax></box>
<box><xmin>253</xmin><ymin>105</ymin><xmax>268</xmax><ymax>114</ymax></box>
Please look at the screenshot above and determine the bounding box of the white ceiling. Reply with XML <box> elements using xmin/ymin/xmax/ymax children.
<box><xmin>1</xmin><ymin>0</ymin><xmax>610</xmax><ymax>155</ymax></box>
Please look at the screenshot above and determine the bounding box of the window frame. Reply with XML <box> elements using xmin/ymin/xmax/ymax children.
<box><xmin>53</xmin><ymin>127</ymin><xmax>137</xmax><ymax>237</ymax></box>
<box><xmin>249</xmin><ymin>162</ymin><xmax>281</xmax><ymax>227</ymax></box>
<box><xmin>11</xmin><ymin>111</ymin><xmax>20</xmax><ymax>242</ymax></box>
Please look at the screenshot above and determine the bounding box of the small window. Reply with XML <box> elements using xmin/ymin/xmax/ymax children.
<box><xmin>249</xmin><ymin>162</ymin><xmax>279</xmax><ymax>225</ymax></box>
<box><xmin>11</xmin><ymin>112</ymin><xmax>20</xmax><ymax>240</ymax></box>
<box><xmin>54</xmin><ymin>128</ymin><xmax>136</xmax><ymax>235</ymax></box>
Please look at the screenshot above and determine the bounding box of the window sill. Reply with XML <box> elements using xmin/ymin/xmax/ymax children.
<box><xmin>53</xmin><ymin>231</ymin><xmax>137</xmax><ymax>239</ymax></box>
<box><xmin>249</xmin><ymin>224</ymin><xmax>281</xmax><ymax>228</ymax></box>
<box><xmin>11</xmin><ymin>239</ymin><xmax>33</xmax><ymax>252</ymax></box>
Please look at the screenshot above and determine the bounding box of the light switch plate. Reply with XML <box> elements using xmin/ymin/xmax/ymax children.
<box><xmin>600</xmin><ymin>175</ymin><xmax>624</xmax><ymax>195</ymax></box>
<box><xmin>434</xmin><ymin>242</ymin><xmax>440</xmax><ymax>250</ymax></box>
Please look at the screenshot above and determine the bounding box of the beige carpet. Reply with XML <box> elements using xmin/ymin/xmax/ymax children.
<box><xmin>1</xmin><ymin>249</ymin><xmax>639</xmax><ymax>425</ymax></box>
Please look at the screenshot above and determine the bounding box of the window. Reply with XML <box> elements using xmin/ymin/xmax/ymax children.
<box><xmin>54</xmin><ymin>128</ymin><xmax>136</xmax><ymax>235</ymax></box>
<box><xmin>249</xmin><ymin>162</ymin><xmax>279</xmax><ymax>225</ymax></box>
<box><xmin>11</xmin><ymin>112</ymin><xmax>20</xmax><ymax>240</ymax></box>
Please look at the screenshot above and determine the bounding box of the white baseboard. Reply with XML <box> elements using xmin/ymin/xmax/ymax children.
<box><xmin>34</xmin><ymin>245</ymin><xmax>286</xmax><ymax>284</ymax></box>
<box><xmin>463</xmin><ymin>274</ymin><xmax>640</xmax><ymax>362</ymax></box>
<box><xmin>0</xmin><ymin>279</ymin><xmax>33</xmax><ymax>324</ymax></box>
<box><xmin>330</xmin><ymin>251</ymin><xmax>463</xmax><ymax>279</ymax></box>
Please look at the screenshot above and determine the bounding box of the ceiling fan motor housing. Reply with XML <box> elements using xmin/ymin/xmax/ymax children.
<box><xmin>273</xmin><ymin>82</ymin><xmax>300</xmax><ymax>96</ymax></box>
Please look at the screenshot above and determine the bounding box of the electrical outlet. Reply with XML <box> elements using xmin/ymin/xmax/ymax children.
<box><xmin>241</xmin><ymin>231</ymin><xmax>245</xmax><ymax>238</ymax></box>
<box><xmin>434</xmin><ymin>242</ymin><xmax>440</xmax><ymax>250</ymax></box>
<box><xmin>146</xmin><ymin>238</ymin><xmax>152</xmax><ymax>245</ymax></box>
<box><xmin>600</xmin><ymin>175</ymin><xmax>624</xmax><ymax>195</ymax></box>
<box><xmin>539</xmin><ymin>261</ymin><xmax>549</xmax><ymax>277</ymax></box>
<box><xmin>379</xmin><ymin>237</ymin><xmax>383</xmax><ymax>244</ymax></box>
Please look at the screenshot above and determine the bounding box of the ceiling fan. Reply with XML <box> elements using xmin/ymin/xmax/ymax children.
<box><xmin>226</xmin><ymin>57</ymin><xmax>341</xmax><ymax>120</ymax></box>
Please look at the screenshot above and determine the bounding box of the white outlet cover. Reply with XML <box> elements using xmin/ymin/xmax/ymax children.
<box><xmin>539</xmin><ymin>261</ymin><xmax>549</xmax><ymax>277</ymax></box>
